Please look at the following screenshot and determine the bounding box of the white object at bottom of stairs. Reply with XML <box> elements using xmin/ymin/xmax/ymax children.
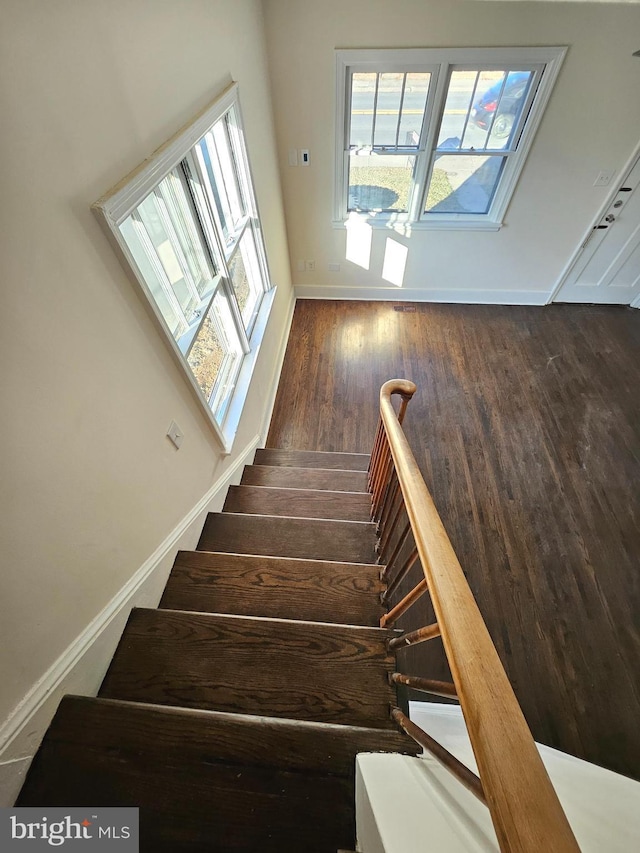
<box><xmin>355</xmin><ymin>702</ymin><xmax>640</xmax><ymax>853</ymax></box>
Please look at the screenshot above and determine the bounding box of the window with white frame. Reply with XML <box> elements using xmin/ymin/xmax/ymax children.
<box><xmin>334</xmin><ymin>47</ymin><xmax>566</xmax><ymax>230</ymax></box>
<box><xmin>94</xmin><ymin>85</ymin><xmax>273</xmax><ymax>450</ymax></box>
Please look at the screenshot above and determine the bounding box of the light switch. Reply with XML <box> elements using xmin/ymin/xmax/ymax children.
<box><xmin>300</xmin><ymin>149</ymin><xmax>310</xmax><ymax>166</ymax></box>
<box><xmin>167</xmin><ymin>421</ymin><xmax>184</xmax><ymax>449</ymax></box>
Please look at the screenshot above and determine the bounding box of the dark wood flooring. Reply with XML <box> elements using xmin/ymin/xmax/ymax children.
<box><xmin>267</xmin><ymin>300</ymin><xmax>640</xmax><ymax>781</ymax></box>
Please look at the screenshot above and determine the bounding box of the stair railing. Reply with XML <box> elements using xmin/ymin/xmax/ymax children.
<box><xmin>369</xmin><ymin>379</ymin><xmax>580</xmax><ymax>853</ymax></box>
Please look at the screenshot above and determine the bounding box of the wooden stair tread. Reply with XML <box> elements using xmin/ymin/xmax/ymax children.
<box><xmin>99</xmin><ymin>609</ymin><xmax>398</xmax><ymax>728</ymax></box>
<box><xmin>160</xmin><ymin>551</ymin><xmax>384</xmax><ymax>626</ymax></box>
<box><xmin>198</xmin><ymin>513</ymin><xmax>377</xmax><ymax>564</ymax></box>
<box><xmin>256</xmin><ymin>448</ymin><xmax>370</xmax><ymax>471</ymax></box>
<box><xmin>223</xmin><ymin>485</ymin><xmax>372</xmax><ymax>522</ymax></box>
<box><xmin>242</xmin><ymin>464</ymin><xmax>369</xmax><ymax>493</ymax></box>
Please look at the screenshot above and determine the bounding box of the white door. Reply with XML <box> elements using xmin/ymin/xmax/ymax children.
<box><xmin>554</xmin><ymin>155</ymin><xmax>640</xmax><ymax>305</ymax></box>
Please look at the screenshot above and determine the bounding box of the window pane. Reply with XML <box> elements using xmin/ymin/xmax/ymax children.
<box><xmin>228</xmin><ymin>227</ymin><xmax>263</xmax><ymax>330</ymax></box>
<box><xmin>350</xmin><ymin>72</ymin><xmax>430</xmax><ymax>151</ymax></box>
<box><xmin>120</xmin><ymin>169</ymin><xmax>220</xmax><ymax>339</ymax></box>
<box><xmin>484</xmin><ymin>71</ymin><xmax>532</xmax><ymax>147</ymax></box>
<box><xmin>373</xmin><ymin>73</ymin><xmax>404</xmax><ymax>147</ymax></box>
<box><xmin>215</xmin><ymin>117</ymin><xmax>244</xmax><ymax>225</ymax></box>
<box><xmin>437</xmin><ymin>70</ymin><xmax>480</xmax><ymax>149</ymax></box>
<box><xmin>425</xmin><ymin>154</ymin><xmax>506</xmax><ymax>214</ymax></box>
<box><xmin>154</xmin><ymin>169</ymin><xmax>216</xmax><ymax>301</ymax></box>
<box><xmin>136</xmin><ymin>192</ymin><xmax>198</xmax><ymax>320</ymax></box>
<box><xmin>350</xmin><ymin>72</ymin><xmax>377</xmax><ymax>148</ymax></box>
<box><xmin>397</xmin><ymin>72</ymin><xmax>430</xmax><ymax>146</ymax></box>
<box><xmin>119</xmin><ymin>215</ymin><xmax>185</xmax><ymax>338</ymax></box>
<box><xmin>191</xmin><ymin>109</ymin><xmax>268</xmax><ymax>332</ymax></box>
<box><xmin>198</xmin><ymin>118</ymin><xmax>246</xmax><ymax>243</ymax></box>
<box><xmin>186</xmin><ymin>289</ymin><xmax>243</xmax><ymax>418</ymax></box>
<box><xmin>438</xmin><ymin>69</ymin><xmax>533</xmax><ymax>153</ymax></box>
<box><xmin>348</xmin><ymin>152</ymin><xmax>414</xmax><ymax>213</ymax></box>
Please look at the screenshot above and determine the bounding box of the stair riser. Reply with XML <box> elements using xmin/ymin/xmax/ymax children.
<box><xmin>25</xmin><ymin>696</ymin><xmax>418</xmax><ymax>775</ymax></box>
<box><xmin>241</xmin><ymin>465</ymin><xmax>369</xmax><ymax>493</ymax></box>
<box><xmin>255</xmin><ymin>448</ymin><xmax>370</xmax><ymax>471</ymax></box>
<box><xmin>19</xmin><ymin>742</ymin><xmax>355</xmax><ymax>853</ymax></box>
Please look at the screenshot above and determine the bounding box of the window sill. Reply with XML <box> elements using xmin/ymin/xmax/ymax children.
<box><xmin>332</xmin><ymin>217</ymin><xmax>502</xmax><ymax>232</ymax></box>
<box><xmin>217</xmin><ymin>286</ymin><xmax>277</xmax><ymax>454</ymax></box>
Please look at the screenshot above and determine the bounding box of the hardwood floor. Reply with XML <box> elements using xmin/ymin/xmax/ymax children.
<box><xmin>267</xmin><ymin>300</ymin><xmax>640</xmax><ymax>780</ymax></box>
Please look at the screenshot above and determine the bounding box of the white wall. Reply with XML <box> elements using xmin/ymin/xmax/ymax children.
<box><xmin>263</xmin><ymin>0</ymin><xmax>640</xmax><ymax>303</ymax></box>
<box><xmin>0</xmin><ymin>0</ymin><xmax>292</xmax><ymax>794</ymax></box>
<box><xmin>354</xmin><ymin>704</ymin><xmax>640</xmax><ymax>853</ymax></box>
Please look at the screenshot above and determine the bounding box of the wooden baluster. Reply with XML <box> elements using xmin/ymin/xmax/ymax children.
<box><xmin>389</xmin><ymin>621</ymin><xmax>440</xmax><ymax>650</ymax></box>
<box><xmin>382</xmin><ymin>547</ymin><xmax>419</xmax><ymax>599</ymax></box>
<box><xmin>378</xmin><ymin>489</ymin><xmax>406</xmax><ymax>559</ymax></box>
<box><xmin>368</xmin><ymin>419</ymin><xmax>384</xmax><ymax>491</ymax></box>
<box><xmin>372</xmin><ymin>430</ymin><xmax>389</xmax><ymax>495</ymax></box>
<box><xmin>372</xmin><ymin>452</ymin><xmax>394</xmax><ymax>522</ymax></box>
<box><xmin>390</xmin><ymin>672</ymin><xmax>458</xmax><ymax>699</ymax></box>
<box><xmin>379</xmin><ymin>518</ymin><xmax>411</xmax><ymax>567</ymax></box>
<box><xmin>391</xmin><ymin>709</ymin><xmax>486</xmax><ymax>804</ymax></box>
<box><xmin>380</xmin><ymin>579</ymin><xmax>428</xmax><ymax>628</ymax></box>
<box><xmin>372</xmin><ymin>438</ymin><xmax>393</xmax><ymax>519</ymax></box>
<box><xmin>377</xmin><ymin>471</ymin><xmax>399</xmax><ymax>535</ymax></box>
<box><xmin>373</xmin><ymin>463</ymin><xmax>393</xmax><ymax>527</ymax></box>
<box><xmin>369</xmin><ymin>424</ymin><xmax>385</xmax><ymax>498</ymax></box>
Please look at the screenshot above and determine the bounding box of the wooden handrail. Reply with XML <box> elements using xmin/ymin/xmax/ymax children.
<box><xmin>377</xmin><ymin>380</ymin><xmax>580</xmax><ymax>853</ymax></box>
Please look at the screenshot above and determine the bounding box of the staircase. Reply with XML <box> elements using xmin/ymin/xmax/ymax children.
<box><xmin>17</xmin><ymin>448</ymin><xmax>418</xmax><ymax>852</ymax></box>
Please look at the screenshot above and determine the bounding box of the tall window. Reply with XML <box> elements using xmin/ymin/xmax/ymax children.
<box><xmin>94</xmin><ymin>85</ymin><xmax>272</xmax><ymax>449</ymax></box>
<box><xmin>335</xmin><ymin>47</ymin><xmax>566</xmax><ymax>229</ymax></box>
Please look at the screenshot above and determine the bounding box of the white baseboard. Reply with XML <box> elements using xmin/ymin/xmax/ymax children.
<box><xmin>294</xmin><ymin>284</ymin><xmax>549</xmax><ymax>306</ymax></box>
<box><xmin>0</xmin><ymin>758</ymin><xmax>31</xmax><ymax>810</ymax></box>
<box><xmin>0</xmin><ymin>433</ymin><xmax>261</xmax><ymax>806</ymax></box>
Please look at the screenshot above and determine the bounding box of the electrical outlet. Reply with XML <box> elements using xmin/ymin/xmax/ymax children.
<box><xmin>594</xmin><ymin>170</ymin><xmax>614</xmax><ymax>187</ymax></box>
<box><xmin>166</xmin><ymin>421</ymin><xmax>184</xmax><ymax>449</ymax></box>
<box><xmin>305</xmin><ymin>260</ymin><xmax>315</xmax><ymax>271</ymax></box>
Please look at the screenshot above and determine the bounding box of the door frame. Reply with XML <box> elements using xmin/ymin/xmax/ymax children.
<box><xmin>547</xmin><ymin>140</ymin><xmax>640</xmax><ymax>306</ymax></box>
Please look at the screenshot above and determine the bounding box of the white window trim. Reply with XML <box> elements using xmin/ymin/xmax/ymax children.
<box><xmin>92</xmin><ymin>82</ymin><xmax>274</xmax><ymax>453</ymax></box>
<box><xmin>333</xmin><ymin>47</ymin><xmax>567</xmax><ymax>230</ymax></box>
